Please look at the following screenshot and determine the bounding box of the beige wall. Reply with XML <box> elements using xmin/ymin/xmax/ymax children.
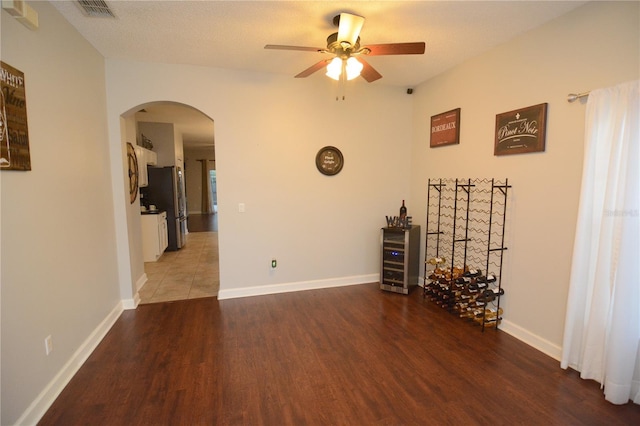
<box><xmin>1</xmin><ymin>2</ymin><xmax>121</xmax><ymax>424</ymax></box>
<box><xmin>410</xmin><ymin>1</ymin><xmax>639</xmax><ymax>358</ymax></box>
<box><xmin>105</xmin><ymin>60</ymin><xmax>414</xmax><ymax>298</ymax></box>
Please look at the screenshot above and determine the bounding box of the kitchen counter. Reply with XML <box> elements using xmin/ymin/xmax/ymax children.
<box><xmin>141</xmin><ymin>209</ymin><xmax>166</xmax><ymax>215</ymax></box>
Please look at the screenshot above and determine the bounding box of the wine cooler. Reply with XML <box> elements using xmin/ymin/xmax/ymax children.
<box><xmin>380</xmin><ymin>225</ymin><xmax>420</xmax><ymax>294</ymax></box>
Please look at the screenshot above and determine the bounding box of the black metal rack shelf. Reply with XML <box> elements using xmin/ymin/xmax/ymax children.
<box><xmin>423</xmin><ymin>178</ymin><xmax>511</xmax><ymax>330</ymax></box>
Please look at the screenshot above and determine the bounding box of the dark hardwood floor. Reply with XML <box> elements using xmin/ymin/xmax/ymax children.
<box><xmin>39</xmin><ymin>283</ymin><xmax>640</xmax><ymax>425</ymax></box>
<box><xmin>187</xmin><ymin>213</ymin><xmax>217</xmax><ymax>232</ymax></box>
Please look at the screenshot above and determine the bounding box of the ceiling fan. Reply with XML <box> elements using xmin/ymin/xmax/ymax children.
<box><xmin>264</xmin><ymin>12</ymin><xmax>425</xmax><ymax>83</ymax></box>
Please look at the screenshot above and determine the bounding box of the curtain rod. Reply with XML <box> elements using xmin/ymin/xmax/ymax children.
<box><xmin>567</xmin><ymin>91</ymin><xmax>590</xmax><ymax>103</ymax></box>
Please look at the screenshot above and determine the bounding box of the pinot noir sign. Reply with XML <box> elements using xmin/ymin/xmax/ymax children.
<box><xmin>494</xmin><ymin>103</ymin><xmax>547</xmax><ymax>156</ymax></box>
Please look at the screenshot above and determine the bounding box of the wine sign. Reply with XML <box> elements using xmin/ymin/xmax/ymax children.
<box><xmin>315</xmin><ymin>146</ymin><xmax>343</xmax><ymax>176</ymax></box>
<box><xmin>430</xmin><ymin>108</ymin><xmax>460</xmax><ymax>148</ymax></box>
<box><xmin>386</xmin><ymin>215</ymin><xmax>413</xmax><ymax>229</ymax></box>
<box><xmin>494</xmin><ymin>103</ymin><xmax>547</xmax><ymax>156</ymax></box>
<box><xmin>0</xmin><ymin>61</ymin><xmax>31</xmax><ymax>171</ymax></box>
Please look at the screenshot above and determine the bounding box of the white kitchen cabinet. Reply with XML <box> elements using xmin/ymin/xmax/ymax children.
<box><xmin>144</xmin><ymin>148</ymin><xmax>157</xmax><ymax>165</ymax></box>
<box><xmin>135</xmin><ymin>146</ymin><xmax>158</xmax><ymax>188</ymax></box>
<box><xmin>141</xmin><ymin>212</ymin><xmax>168</xmax><ymax>262</ymax></box>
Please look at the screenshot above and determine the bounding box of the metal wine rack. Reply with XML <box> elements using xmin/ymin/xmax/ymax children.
<box><xmin>423</xmin><ymin>178</ymin><xmax>510</xmax><ymax>331</ymax></box>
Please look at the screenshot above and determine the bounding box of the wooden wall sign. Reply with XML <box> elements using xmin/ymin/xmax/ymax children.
<box><xmin>0</xmin><ymin>61</ymin><xmax>31</xmax><ymax>170</ymax></box>
<box><xmin>430</xmin><ymin>108</ymin><xmax>460</xmax><ymax>148</ymax></box>
<box><xmin>494</xmin><ymin>103</ymin><xmax>547</xmax><ymax>156</ymax></box>
<box><xmin>315</xmin><ymin>146</ymin><xmax>344</xmax><ymax>176</ymax></box>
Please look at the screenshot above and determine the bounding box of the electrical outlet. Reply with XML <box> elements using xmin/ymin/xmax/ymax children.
<box><xmin>45</xmin><ymin>335</ymin><xmax>53</xmax><ymax>355</ymax></box>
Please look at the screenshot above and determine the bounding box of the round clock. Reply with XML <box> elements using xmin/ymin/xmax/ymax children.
<box><xmin>315</xmin><ymin>146</ymin><xmax>344</xmax><ymax>176</ymax></box>
<box><xmin>126</xmin><ymin>142</ymin><xmax>139</xmax><ymax>204</ymax></box>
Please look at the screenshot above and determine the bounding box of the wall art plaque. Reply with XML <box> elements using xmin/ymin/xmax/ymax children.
<box><xmin>315</xmin><ymin>146</ymin><xmax>343</xmax><ymax>176</ymax></box>
<box><xmin>430</xmin><ymin>108</ymin><xmax>460</xmax><ymax>148</ymax></box>
<box><xmin>494</xmin><ymin>103</ymin><xmax>547</xmax><ymax>156</ymax></box>
<box><xmin>1</xmin><ymin>61</ymin><xmax>31</xmax><ymax>170</ymax></box>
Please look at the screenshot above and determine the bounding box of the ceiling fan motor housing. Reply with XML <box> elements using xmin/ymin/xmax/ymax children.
<box><xmin>326</xmin><ymin>32</ymin><xmax>361</xmax><ymax>58</ymax></box>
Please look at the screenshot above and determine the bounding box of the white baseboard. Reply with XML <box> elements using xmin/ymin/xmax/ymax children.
<box><xmin>121</xmin><ymin>294</ymin><xmax>139</xmax><ymax>310</ymax></box>
<box><xmin>15</xmin><ymin>301</ymin><xmax>124</xmax><ymax>426</ymax></box>
<box><xmin>122</xmin><ymin>292</ymin><xmax>141</xmax><ymax>310</ymax></box>
<box><xmin>419</xmin><ymin>276</ymin><xmax>561</xmax><ymax>361</ymax></box>
<box><xmin>500</xmin><ymin>319</ymin><xmax>562</xmax><ymax>361</ymax></box>
<box><xmin>135</xmin><ymin>273</ymin><xmax>148</xmax><ymax>292</ymax></box>
<box><xmin>218</xmin><ymin>274</ymin><xmax>378</xmax><ymax>300</ymax></box>
<box><xmin>120</xmin><ymin>274</ymin><xmax>146</xmax><ymax>310</ymax></box>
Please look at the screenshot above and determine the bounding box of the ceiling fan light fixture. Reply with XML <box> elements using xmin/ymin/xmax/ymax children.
<box><xmin>345</xmin><ymin>57</ymin><xmax>363</xmax><ymax>80</ymax></box>
<box><xmin>326</xmin><ymin>57</ymin><xmax>342</xmax><ymax>80</ymax></box>
<box><xmin>326</xmin><ymin>57</ymin><xmax>363</xmax><ymax>81</ymax></box>
<box><xmin>266</xmin><ymin>12</ymin><xmax>425</xmax><ymax>84</ymax></box>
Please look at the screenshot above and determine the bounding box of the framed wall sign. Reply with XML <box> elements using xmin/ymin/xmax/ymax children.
<box><xmin>495</xmin><ymin>103</ymin><xmax>547</xmax><ymax>156</ymax></box>
<box><xmin>127</xmin><ymin>142</ymin><xmax>139</xmax><ymax>203</ymax></box>
<box><xmin>1</xmin><ymin>61</ymin><xmax>31</xmax><ymax>170</ymax></box>
<box><xmin>315</xmin><ymin>146</ymin><xmax>343</xmax><ymax>176</ymax></box>
<box><xmin>430</xmin><ymin>108</ymin><xmax>460</xmax><ymax>148</ymax></box>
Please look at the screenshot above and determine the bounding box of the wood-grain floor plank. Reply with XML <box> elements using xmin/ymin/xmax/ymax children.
<box><xmin>38</xmin><ymin>283</ymin><xmax>640</xmax><ymax>425</ymax></box>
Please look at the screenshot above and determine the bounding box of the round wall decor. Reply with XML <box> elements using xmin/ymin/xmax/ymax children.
<box><xmin>127</xmin><ymin>142</ymin><xmax>139</xmax><ymax>204</ymax></box>
<box><xmin>315</xmin><ymin>146</ymin><xmax>344</xmax><ymax>176</ymax></box>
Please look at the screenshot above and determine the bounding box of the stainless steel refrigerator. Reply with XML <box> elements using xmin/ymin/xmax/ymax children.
<box><xmin>144</xmin><ymin>166</ymin><xmax>187</xmax><ymax>251</ymax></box>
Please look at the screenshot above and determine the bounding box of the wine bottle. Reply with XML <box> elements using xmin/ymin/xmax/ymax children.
<box><xmin>463</xmin><ymin>268</ymin><xmax>482</xmax><ymax>278</ymax></box>
<box><xmin>399</xmin><ymin>200</ymin><xmax>407</xmax><ymax>220</ymax></box>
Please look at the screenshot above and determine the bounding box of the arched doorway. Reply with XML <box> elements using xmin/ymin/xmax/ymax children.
<box><xmin>121</xmin><ymin>101</ymin><xmax>219</xmax><ymax>304</ymax></box>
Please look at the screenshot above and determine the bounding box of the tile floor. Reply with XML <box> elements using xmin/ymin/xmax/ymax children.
<box><xmin>139</xmin><ymin>231</ymin><xmax>219</xmax><ymax>304</ymax></box>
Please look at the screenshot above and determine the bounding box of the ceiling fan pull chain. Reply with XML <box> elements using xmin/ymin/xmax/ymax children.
<box><xmin>338</xmin><ymin>69</ymin><xmax>347</xmax><ymax>101</ymax></box>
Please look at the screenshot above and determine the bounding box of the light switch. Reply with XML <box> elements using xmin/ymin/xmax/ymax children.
<box><xmin>238</xmin><ymin>203</ymin><xmax>245</xmax><ymax>213</ymax></box>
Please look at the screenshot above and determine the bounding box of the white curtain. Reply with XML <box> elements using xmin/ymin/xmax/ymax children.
<box><xmin>561</xmin><ymin>80</ymin><xmax>640</xmax><ymax>405</ymax></box>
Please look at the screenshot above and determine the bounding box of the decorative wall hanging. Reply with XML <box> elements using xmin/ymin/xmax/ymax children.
<box><xmin>127</xmin><ymin>142</ymin><xmax>139</xmax><ymax>203</ymax></box>
<box><xmin>430</xmin><ymin>108</ymin><xmax>460</xmax><ymax>148</ymax></box>
<box><xmin>494</xmin><ymin>103</ymin><xmax>547</xmax><ymax>155</ymax></box>
<box><xmin>1</xmin><ymin>61</ymin><xmax>31</xmax><ymax>171</ymax></box>
<box><xmin>316</xmin><ymin>146</ymin><xmax>344</xmax><ymax>176</ymax></box>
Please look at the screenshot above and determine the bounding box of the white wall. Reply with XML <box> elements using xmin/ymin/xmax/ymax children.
<box><xmin>1</xmin><ymin>3</ymin><xmax>122</xmax><ymax>424</ymax></box>
<box><xmin>105</xmin><ymin>61</ymin><xmax>414</xmax><ymax>297</ymax></box>
<box><xmin>410</xmin><ymin>1</ymin><xmax>639</xmax><ymax>358</ymax></box>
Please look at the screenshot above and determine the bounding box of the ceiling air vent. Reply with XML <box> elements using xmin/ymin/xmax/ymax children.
<box><xmin>76</xmin><ymin>0</ymin><xmax>116</xmax><ymax>18</ymax></box>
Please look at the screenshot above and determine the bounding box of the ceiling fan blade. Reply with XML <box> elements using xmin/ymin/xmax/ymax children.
<box><xmin>364</xmin><ymin>42</ymin><xmax>426</xmax><ymax>56</ymax></box>
<box><xmin>358</xmin><ymin>58</ymin><xmax>382</xmax><ymax>83</ymax></box>
<box><xmin>295</xmin><ymin>60</ymin><xmax>329</xmax><ymax>78</ymax></box>
<box><xmin>337</xmin><ymin>13</ymin><xmax>365</xmax><ymax>46</ymax></box>
<box><xmin>264</xmin><ymin>44</ymin><xmax>323</xmax><ymax>52</ymax></box>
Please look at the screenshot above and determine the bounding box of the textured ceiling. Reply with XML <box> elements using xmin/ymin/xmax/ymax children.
<box><xmin>51</xmin><ymin>0</ymin><xmax>587</xmax><ymax>146</ymax></box>
<box><xmin>53</xmin><ymin>0</ymin><xmax>586</xmax><ymax>87</ymax></box>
